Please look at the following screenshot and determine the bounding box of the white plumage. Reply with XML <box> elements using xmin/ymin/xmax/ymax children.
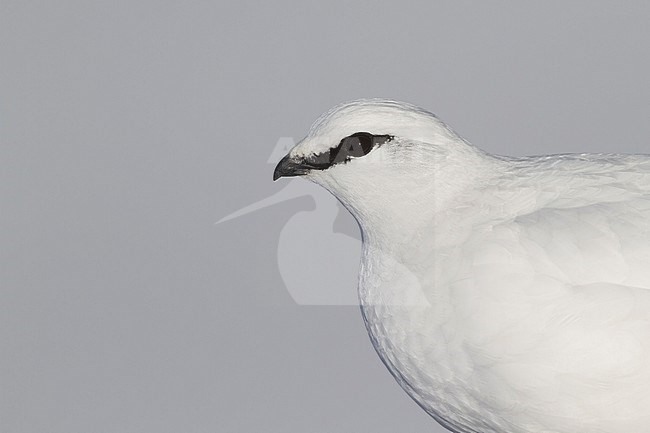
<box><xmin>274</xmin><ymin>99</ymin><xmax>650</xmax><ymax>433</ymax></box>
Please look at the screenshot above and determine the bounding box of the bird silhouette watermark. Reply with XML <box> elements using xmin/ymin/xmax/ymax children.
<box><xmin>216</xmin><ymin>137</ymin><xmax>363</xmax><ymax>305</ymax></box>
<box><xmin>217</xmin><ymin>137</ymin><xmax>429</xmax><ymax>307</ymax></box>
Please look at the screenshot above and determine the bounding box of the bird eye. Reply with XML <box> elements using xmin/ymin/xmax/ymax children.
<box><xmin>305</xmin><ymin>132</ymin><xmax>393</xmax><ymax>169</ymax></box>
<box><xmin>332</xmin><ymin>133</ymin><xmax>373</xmax><ymax>163</ymax></box>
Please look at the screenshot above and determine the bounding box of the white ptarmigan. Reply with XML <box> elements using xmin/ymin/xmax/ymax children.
<box><xmin>273</xmin><ymin>99</ymin><xmax>650</xmax><ymax>433</ymax></box>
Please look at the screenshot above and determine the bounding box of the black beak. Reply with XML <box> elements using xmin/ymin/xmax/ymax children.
<box><xmin>273</xmin><ymin>154</ymin><xmax>311</xmax><ymax>181</ymax></box>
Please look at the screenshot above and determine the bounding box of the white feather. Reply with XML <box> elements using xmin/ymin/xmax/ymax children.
<box><xmin>283</xmin><ymin>99</ymin><xmax>650</xmax><ymax>433</ymax></box>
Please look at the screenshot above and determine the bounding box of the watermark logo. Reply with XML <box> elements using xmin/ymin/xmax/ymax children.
<box><xmin>217</xmin><ymin>138</ymin><xmax>362</xmax><ymax>305</ymax></box>
<box><xmin>217</xmin><ymin>137</ymin><xmax>430</xmax><ymax>307</ymax></box>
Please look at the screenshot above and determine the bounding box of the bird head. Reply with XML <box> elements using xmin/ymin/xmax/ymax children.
<box><xmin>274</xmin><ymin>99</ymin><xmax>499</xmax><ymax>236</ymax></box>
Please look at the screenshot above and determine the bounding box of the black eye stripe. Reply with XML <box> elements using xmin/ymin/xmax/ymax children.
<box><xmin>304</xmin><ymin>132</ymin><xmax>393</xmax><ymax>170</ymax></box>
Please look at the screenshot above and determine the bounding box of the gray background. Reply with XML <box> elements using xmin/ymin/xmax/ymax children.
<box><xmin>2</xmin><ymin>1</ymin><xmax>650</xmax><ymax>432</ymax></box>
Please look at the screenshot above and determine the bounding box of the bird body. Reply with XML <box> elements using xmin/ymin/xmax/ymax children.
<box><xmin>274</xmin><ymin>100</ymin><xmax>650</xmax><ymax>432</ymax></box>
